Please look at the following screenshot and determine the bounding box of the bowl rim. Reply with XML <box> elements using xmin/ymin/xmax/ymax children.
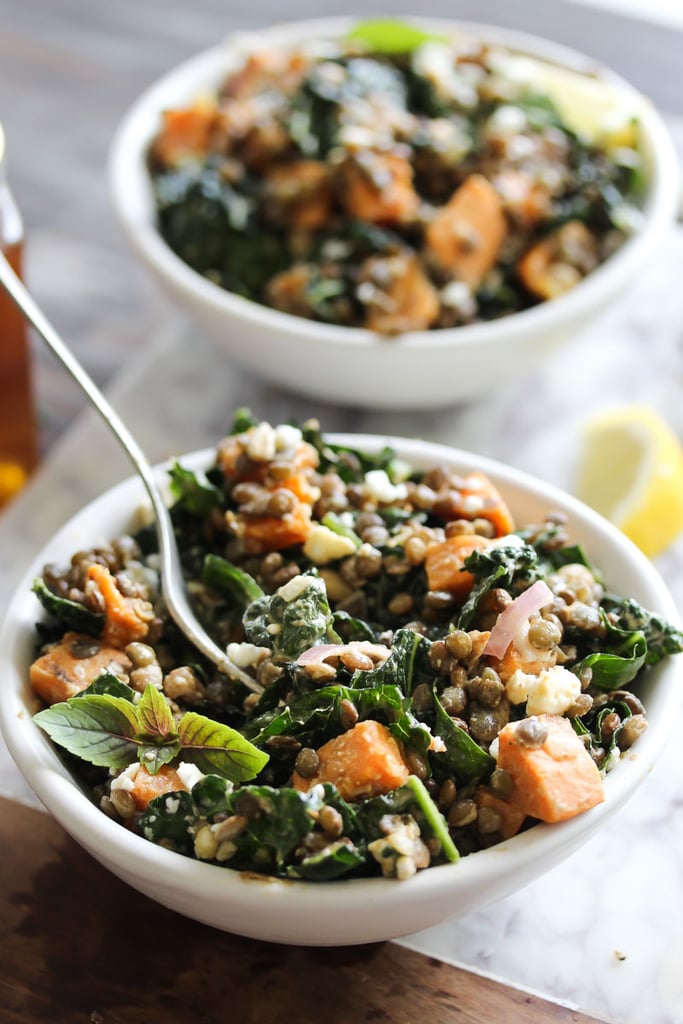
<box><xmin>1</xmin><ymin>433</ymin><xmax>681</xmax><ymax>920</ymax></box>
<box><xmin>108</xmin><ymin>14</ymin><xmax>681</xmax><ymax>353</ymax></box>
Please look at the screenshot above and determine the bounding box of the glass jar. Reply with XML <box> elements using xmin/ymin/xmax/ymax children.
<box><xmin>0</xmin><ymin>122</ymin><xmax>38</xmax><ymax>507</ymax></box>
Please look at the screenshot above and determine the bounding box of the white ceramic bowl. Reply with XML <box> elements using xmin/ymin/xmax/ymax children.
<box><xmin>109</xmin><ymin>17</ymin><xmax>680</xmax><ymax>410</ymax></box>
<box><xmin>1</xmin><ymin>435</ymin><xmax>681</xmax><ymax>945</ymax></box>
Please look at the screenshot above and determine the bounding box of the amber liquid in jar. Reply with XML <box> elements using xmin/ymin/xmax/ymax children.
<box><xmin>0</xmin><ymin>130</ymin><xmax>38</xmax><ymax>507</ymax></box>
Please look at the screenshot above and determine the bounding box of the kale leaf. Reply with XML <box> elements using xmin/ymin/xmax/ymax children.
<box><xmin>601</xmin><ymin>595</ymin><xmax>683</xmax><ymax>666</ymax></box>
<box><xmin>32</xmin><ymin>578</ymin><xmax>104</xmax><ymax>636</ymax></box>
<box><xmin>243</xmin><ymin>573</ymin><xmax>335</xmax><ymax>662</ymax></box>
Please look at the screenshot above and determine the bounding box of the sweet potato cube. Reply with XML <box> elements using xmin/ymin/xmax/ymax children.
<box><xmin>341</xmin><ymin>153</ymin><xmax>419</xmax><ymax>225</ymax></box>
<box><xmin>292</xmin><ymin>720</ymin><xmax>410</xmax><ymax>802</ymax></box>
<box><xmin>426</xmin><ymin>174</ymin><xmax>507</xmax><ymax>288</ymax></box>
<box><xmin>497</xmin><ymin>714</ymin><xmax>605</xmax><ymax>824</ymax></box>
<box><xmin>128</xmin><ymin>765</ymin><xmax>188</xmax><ymax>812</ymax></box>
<box><xmin>87</xmin><ymin>563</ymin><xmax>152</xmax><ymax>648</ymax></box>
<box><xmin>29</xmin><ymin>632</ymin><xmax>132</xmax><ymax>706</ymax></box>
<box><xmin>425</xmin><ymin>534</ymin><xmax>490</xmax><ymax>599</ymax></box>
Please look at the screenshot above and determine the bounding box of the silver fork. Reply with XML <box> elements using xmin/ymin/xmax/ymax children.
<box><xmin>0</xmin><ymin>250</ymin><xmax>262</xmax><ymax>693</ymax></box>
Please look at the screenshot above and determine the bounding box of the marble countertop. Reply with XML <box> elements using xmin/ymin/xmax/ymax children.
<box><xmin>1</xmin><ymin>222</ymin><xmax>683</xmax><ymax>1024</ymax></box>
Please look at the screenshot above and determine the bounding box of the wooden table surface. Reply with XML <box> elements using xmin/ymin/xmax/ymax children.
<box><xmin>1</xmin><ymin>2</ymin><xmax>680</xmax><ymax>1020</ymax></box>
<box><xmin>0</xmin><ymin>797</ymin><xmax>603</xmax><ymax>1024</ymax></box>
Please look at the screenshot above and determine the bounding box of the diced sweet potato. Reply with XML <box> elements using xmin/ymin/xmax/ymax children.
<box><xmin>127</xmin><ymin>765</ymin><xmax>188</xmax><ymax>812</ymax></box>
<box><xmin>151</xmin><ymin>103</ymin><xmax>223</xmax><ymax>166</ymax></box>
<box><xmin>475</xmin><ymin>786</ymin><xmax>527</xmax><ymax>840</ymax></box>
<box><xmin>359</xmin><ymin>253</ymin><xmax>440</xmax><ymax>335</ymax></box>
<box><xmin>340</xmin><ymin>153</ymin><xmax>419</xmax><ymax>225</ymax></box>
<box><xmin>29</xmin><ymin>632</ymin><xmax>132</xmax><ymax>706</ymax></box>
<box><xmin>497</xmin><ymin>714</ymin><xmax>605</xmax><ymax>823</ymax></box>
<box><xmin>242</xmin><ymin>502</ymin><xmax>313</xmax><ymax>554</ymax></box>
<box><xmin>517</xmin><ymin>221</ymin><xmax>599</xmax><ymax>300</ymax></box>
<box><xmin>431</xmin><ymin>471</ymin><xmax>515</xmax><ymax>537</ymax></box>
<box><xmin>425</xmin><ymin>534</ymin><xmax>490</xmax><ymax>599</ymax></box>
<box><xmin>425</xmin><ymin>174</ymin><xmax>507</xmax><ymax>288</ymax></box>
<box><xmin>292</xmin><ymin>720</ymin><xmax>410</xmax><ymax>802</ymax></box>
<box><xmin>86</xmin><ymin>563</ymin><xmax>152</xmax><ymax>648</ymax></box>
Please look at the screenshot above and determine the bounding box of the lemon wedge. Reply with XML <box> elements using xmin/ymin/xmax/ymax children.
<box><xmin>576</xmin><ymin>406</ymin><xmax>683</xmax><ymax>558</ymax></box>
<box><xmin>500</xmin><ymin>53</ymin><xmax>645</xmax><ymax>146</ymax></box>
<box><xmin>0</xmin><ymin>460</ymin><xmax>27</xmax><ymax>506</ymax></box>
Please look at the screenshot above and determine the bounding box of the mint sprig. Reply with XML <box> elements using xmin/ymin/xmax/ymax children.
<box><xmin>34</xmin><ymin>684</ymin><xmax>269</xmax><ymax>783</ymax></box>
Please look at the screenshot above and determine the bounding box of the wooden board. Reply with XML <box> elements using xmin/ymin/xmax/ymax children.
<box><xmin>0</xmin><ymin>796</ymin><xmax>604</xmax><ymax>1024</ymax></box>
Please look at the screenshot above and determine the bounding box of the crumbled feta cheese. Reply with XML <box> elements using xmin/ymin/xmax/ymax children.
<box><xmin>111</xmin><ymin>762</ymin><xmax>141</xmax><ymax>792</ymax></box>
<box><xmin>277</xmin><ymin>573</ymin><xmax>314</xmax><ymax>602</ymax></box>
<box><xmin>164</xmin><ymin>796</ymin><xmax>180</xmax><ymax>815</ymax></box>
<box><xmin>506</xmin><ymin>669</ymin><xmax>535</xmax><ymax>706</ymax></box>
<box><xmin>176</xmin><ymin>761</ymin><xmax>205</xmax><ymax>792</ymax></box>
<box><xmin>227</xmin><ymin>642</ymin><xmax>271</xmax><ymax>668</ymax></box>
<box><xmin>274</xmin><ymin>424</ymin><xmax>302</xmax><ymax>452</ymax></box>
<box><xmin>488</xmin><ymin>533</ymin><xmax>525</xmax><ymax>550</ymax></box>
<box><xmin>521</xmin><ymin>665</ymin><xmax>581</xmax><ymax>716</ymax></box>
<box><xmin>364</xmin><ymin>469</ymin><xmax>407</xmax><ymax>504</ymax></box>
<box><xmin>246</xmin><ymin>421</ymin><xmax>277</xmax><ymax>461</ymax></box>
<box><xmin>460</xmin><ymin>493</ymin><xmax>484</xmax><ymax>515</ymax></box>
<box><xmin>303</xmin><ymin>523</ymin><xmax>358</xmax><ymax>565</ymax></box>
<box><xmin>487</xmin><ymin>104</ymin><xmax>528</xmax><ymax>135</ymax></box>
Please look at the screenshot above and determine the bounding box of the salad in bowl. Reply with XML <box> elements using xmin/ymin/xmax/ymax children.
<box><xmin>22</xmin><ymin>412</ymin><xmax>683</xmax><ymax>889</ymax></box>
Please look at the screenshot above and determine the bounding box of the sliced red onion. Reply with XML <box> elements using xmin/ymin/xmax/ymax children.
<box><xmin>483</xmin><ymin>579</ymin><xmax>554</xmax><ymax>659</ymax></box>
<box><xmin>297</xmin><ymin>641</ymin><xmax>391</xmax><ymax>666</ymax></box>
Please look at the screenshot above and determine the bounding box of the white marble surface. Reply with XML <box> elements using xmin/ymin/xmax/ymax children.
<box><xmin>1</xmin><ymin>227</ymin><xmax>683</xmax><ymax>1024</ymax></box>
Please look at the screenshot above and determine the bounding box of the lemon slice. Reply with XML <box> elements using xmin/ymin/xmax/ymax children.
<box><xmin>500</xmin><ymin>54</ymin><xmax>645</xmax><ymax>146</ymax></box>
<box><xmin>576</xmin><ymin>406</ymin><xmax>683</xmax><ymax>558</ymax></box>
<box><xmin>0</xmin><ymin>460</ymin><xmax>27</xmax><ymax>506</ymax></box>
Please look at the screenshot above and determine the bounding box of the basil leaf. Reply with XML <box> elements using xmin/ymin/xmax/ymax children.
<box><xmin>432</xmin><ymin>691</ymin><xmax>494</xmax><ymax>783</ymax></box>
<box><xmin>202</xmin><ymin>553</ymin><xmax>264</xmax><ymax>609</ymax></box>
<box><xmin>32</xmin><ymin>577</ymin><xmax>104</xmax><ymax>636</ymax></box>
<box><xmin>138</xmin><ymin>739</ymin><xmax>182</xmax><ymax>774</ymax></box>
<box><xmin>168</xmin><ymin>462</ymin><xmax>222</xmax><ymax>515</ymax></box>
<box><xmin>348</xmin><ymin>18</ymin><xmax>444</xmax><ymax>54</ymax></box>
<box><xmin>137</xmin><ymin>684</ymin><xmax>176</xmax><ymax>740</ymax></box>
<box><xmin>176</xmin><ymin>711</ymin><xmax>269</xmax><ymax>781</ymax></box>
<box><xmin>34</xmin><ymin>694</ymin><xmax>140</xmax><ymax>770</ymax></box>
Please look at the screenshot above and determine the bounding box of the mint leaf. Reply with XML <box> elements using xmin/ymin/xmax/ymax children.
<box><xmin>347</xmin><ymin>18</ymin><xmax>444</xmax><ymax>54</ymax></box>
<box><xmin>34</xmin><ymin>695</ymin><xmax>141</xmax><ymax>769</ymax></box>
<box><xmin>177</xmin><ymin>711</ymin><xmax>269</xmax><ymax>781</ymax></box>
<box><xmin>137</xmin><ymin>684</ymin><xmax>176</xmax><ymax>739</ymax></box>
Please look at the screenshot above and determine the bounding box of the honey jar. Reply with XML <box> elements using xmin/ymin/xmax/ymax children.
<box><xmin>0</xmin><ymin>123</ymin><xmax>38</xmax><ymax>507</ymax></box>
